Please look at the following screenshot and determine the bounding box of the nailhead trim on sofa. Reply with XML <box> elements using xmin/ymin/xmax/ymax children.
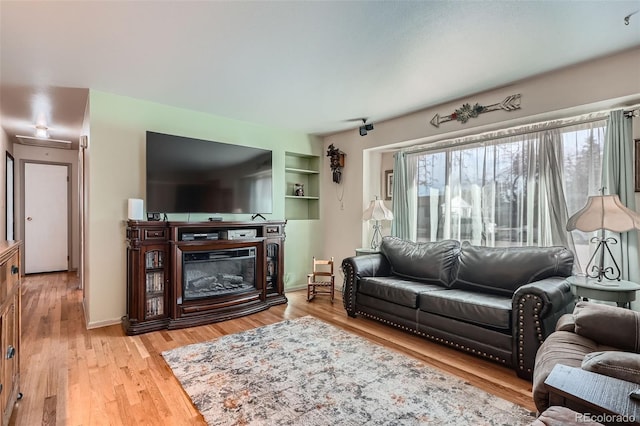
<box><xmin>357</xmin><ymin>310</ymin><xmax>509</xmax><ymax>365</ymax></box>
<box><xmin>342</xmin><ymin>262</ymin><xmax>356</xmax><ymax>315</ymax></box>
<box><xmin>517</xmin><ymin>294</ymin><xmax>543</xmax><ymax>374</ymax></box>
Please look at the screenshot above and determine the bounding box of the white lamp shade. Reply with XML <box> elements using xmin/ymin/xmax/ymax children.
<box><xmin>566</xmin><ymin>195</ymin><xmax>640</xmax><ymax>232</ymax></box>
<box><xmin>362</xmin><ymin>199</ymin><xmax>393</xmax><ymax>221</ymax></box>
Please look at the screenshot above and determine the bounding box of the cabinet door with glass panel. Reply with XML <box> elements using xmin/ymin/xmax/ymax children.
<box><xmin>143</xmin><ymin>245</ymin><xmax>168</xmax><ymax>319</ymax></box>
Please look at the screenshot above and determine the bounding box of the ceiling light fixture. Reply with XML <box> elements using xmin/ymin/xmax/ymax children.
<box><xmin>359</xmin><ymin>118</ymin><xmax>374</xmax><ymax>136</ymax></box>
<box><xmin>34</xmin><ymin>124</ymin><xmax>49</xmax><ymax>139</ymax></box>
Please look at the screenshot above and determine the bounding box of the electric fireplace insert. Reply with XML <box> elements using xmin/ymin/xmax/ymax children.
<box><xmin>182</xmin><ymin>247</ymin><xmax>257</xmax><ymax>301</ymax></box>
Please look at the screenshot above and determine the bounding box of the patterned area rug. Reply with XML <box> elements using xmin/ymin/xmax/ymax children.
<box><xmin>162</xmin><ymin>316</ymin><xmax>535</xmax><ymax>425</ymax></box>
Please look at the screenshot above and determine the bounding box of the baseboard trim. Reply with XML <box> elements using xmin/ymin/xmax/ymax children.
<box><xmin>286</xmin><ymin>284</ymin><xmax>307</xmax><ymax>292</ymax></box>
<box><xmin>87</xmin><ymin>317</ymin><xmax>122</xmax><ymax>329</ymax></box>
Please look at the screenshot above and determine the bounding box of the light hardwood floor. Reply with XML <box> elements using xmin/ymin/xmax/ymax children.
<box><xmin>10</xmin><ymin>272</ymin><xmax>535</xmax><ymax>425</ymax></box>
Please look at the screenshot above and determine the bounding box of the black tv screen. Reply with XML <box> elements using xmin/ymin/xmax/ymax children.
<box><xmin>146</xmin><ymin>131</ymin><xmax>273</xmax><ymax>214</ymax></box>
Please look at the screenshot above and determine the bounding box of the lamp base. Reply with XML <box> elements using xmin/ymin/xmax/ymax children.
<box><xmin>370</xmin><ymin>222</ymin><xmax>382</xmax><ymax>251</ymax></box>
<box><xmin>585</xmin><ymin>236</ymin><xmax>621</xmax><ymax>282</ymax></box>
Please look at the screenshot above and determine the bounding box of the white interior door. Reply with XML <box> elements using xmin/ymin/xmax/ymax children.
<box><xmin>24</xmin><ymin>163</ymin><xmax>69</xmax><ymax>274</ymax></box>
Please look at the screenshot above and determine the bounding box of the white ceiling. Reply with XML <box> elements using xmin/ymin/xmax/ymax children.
<box><xmin>1</xmin><ymin>1</ymin><xmax>639</xmax><ymax>147</ymax></box>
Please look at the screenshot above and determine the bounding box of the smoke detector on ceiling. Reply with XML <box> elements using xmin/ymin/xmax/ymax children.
<box><xmin>15</xmin><ymin>135</ymin><xmax>72</xmax><ymax>150</ymax></box>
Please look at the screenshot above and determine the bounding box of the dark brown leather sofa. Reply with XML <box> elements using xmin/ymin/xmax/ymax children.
<box><xmin>342</xmin><ymin>236</ymin><xmax>575</xmax><ymax>380</ymax></box>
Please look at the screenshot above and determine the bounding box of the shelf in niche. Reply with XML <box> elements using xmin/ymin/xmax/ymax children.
<box><xmin>284</xmin><ymin>152</ymin><xmax>320</xmax><ymax>220</ymax></box>
<box><xmin>284</xmin><ymin>167</ymin><xmax>320</xmax><ymax>175</ymax></box>
<box><xmin>285</xmin><ymin>195</ymin><xmax>319</xmax><ymax>200</ymax></box>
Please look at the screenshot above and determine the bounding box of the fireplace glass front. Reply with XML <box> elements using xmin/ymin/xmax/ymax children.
<box><xmin>183</xmin><ymin>247</ymin><xmax>257</xmax><ymax>301</ymax></box>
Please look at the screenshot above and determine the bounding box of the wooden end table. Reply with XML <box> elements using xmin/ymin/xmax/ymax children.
<box><xmin>567</xmin><ymin>276</ymin><xmax>640</xmax><ymax>309</ymax></box>
<box><xmin>544</xmin><ymin>364</ymin><xmax>640</xmax><ymax>424</ymax></box>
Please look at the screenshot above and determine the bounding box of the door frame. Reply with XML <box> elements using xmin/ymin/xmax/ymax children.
<box><xmin>6</xmin><ymin>152</ymin><xmax>14</xmax><ymax>241</ymax></box>
<box><xmin>21</xmin><ymin>160</ymin><xmax>72</xmax><ymax>272</ymax></box>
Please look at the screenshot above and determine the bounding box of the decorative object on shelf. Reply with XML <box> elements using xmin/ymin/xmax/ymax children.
<box><xmin>359</xmin><ymin>118</ymin><xmax>374</xmax><ymax>136</ymax></box>
<box><xmin>566</xmin><ymin>191</ymin><xmax>640</xmax><ymax>282</ymax></box>
<box><xmin>362</xmin><ymin>196</ymin><xmax>394</xmax><ymax>250</ymax></box>
<box><xmin>385</xmin><ymin>170</ymin><xmax>394</xmax><ymax>200</ymax></box>
<box><xmin>147</xmin><ymin>212</ymin><xmax>161</xmax><ymax>221</ymax></box>
<box><xmin>294</xmin><ymin>183</ymin><xmax>304</xmax><ymax>196</ymax></box>
<box><xmin>326</xmin><ymin>144</ymin><xmax>346</xmax><ymax>184</ymax></box>
<box><xmin>430</xmin><ymin>94</ymin><xmax>521</xmax><ymax>128</ymax></box>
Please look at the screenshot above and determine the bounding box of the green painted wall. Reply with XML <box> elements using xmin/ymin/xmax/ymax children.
<box><xmin>86</xmin><ymin>90</ymin><xmax>323</xmax><ymax>327</ymax></box>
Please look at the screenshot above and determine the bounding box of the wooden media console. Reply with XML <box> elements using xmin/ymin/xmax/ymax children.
<box><xmin>123</xmin><ymin>220</ymin><xmax>286</xmax><ymax>335</ymax></box>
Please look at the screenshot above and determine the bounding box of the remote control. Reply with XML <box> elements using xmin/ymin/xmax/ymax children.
<box><xmin>630</xmin><ymin>389</ymin><xmax>640</xmax><ymax>401</ymax></box>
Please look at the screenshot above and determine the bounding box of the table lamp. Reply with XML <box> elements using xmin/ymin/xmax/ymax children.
<box><xmin>362</xmin><ymin>196</ymin><xmax>393</xmax><ymax>251</ymax></box>
<box><xmin>566</xmin><ymin>194</ymin><xmax>640</xmax><ymax>282</ymax></box>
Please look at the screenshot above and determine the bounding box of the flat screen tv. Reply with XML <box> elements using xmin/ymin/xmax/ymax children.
<box><xmin>146</xmin><ymin>131</ymin><xmax>273</xmax><ymax>215</ymax></box>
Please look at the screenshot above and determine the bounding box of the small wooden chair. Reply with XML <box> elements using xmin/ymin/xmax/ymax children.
<box><xmin>307</xmin><ymin>257</ymin><xmax>335</xmax><ymax>302</ymax></box>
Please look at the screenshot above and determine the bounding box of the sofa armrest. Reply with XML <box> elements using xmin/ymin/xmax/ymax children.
<box><xmin>582</xmin><ymin>351</ymin><xmax>640</xmax><ymax>384</ymax></box>
<box><xmin>341</xmin><ymin>254</ymin><xmax>391</xmax><ymax>317</ymax></box>
<box><xmin>573</xmin><ymin>301</ymin><xmax>640</xmax><ymax>352</ymax></box>
<box><xmin>512</xmin><ymin>277</ymin><xmax>575</xmax><ymax>379</ymax></box>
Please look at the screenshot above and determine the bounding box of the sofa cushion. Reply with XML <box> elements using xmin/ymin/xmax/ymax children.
<box><xmin>380</xmin><ymin>237</ymin><xmax>460</xmax><ymax>287</ymax></box>
<box><xmin>359</xmin><ymin>276</ymin><xmax>447</xmax><ymax>308</ymax></box>
<box><xmin>451</xmin><ymin>242</ymin><xmax>574</xmax><ymax>296</ymax></box>
<box><xmin>418</xmin><ymin>289</ymin><xmax>512</xmax><ymax>330</ymax></box>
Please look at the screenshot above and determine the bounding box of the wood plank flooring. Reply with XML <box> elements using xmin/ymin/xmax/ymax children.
<box><xmin>10</xmin><ymin>272</ymin><xmax>535</xmax><ymax>425</ymax></box>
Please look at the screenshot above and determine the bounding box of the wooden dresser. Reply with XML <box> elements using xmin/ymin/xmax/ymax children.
<box><xmin>0</xmin><ymin>242</ymin><xmax>21</xmax><ymax>425</ymax></box>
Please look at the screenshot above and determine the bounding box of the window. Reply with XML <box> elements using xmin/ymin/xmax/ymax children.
<box><xmin>409</xmin><ymin>120</ymin><xmax>606</xmax><ymax>268</ymax></box>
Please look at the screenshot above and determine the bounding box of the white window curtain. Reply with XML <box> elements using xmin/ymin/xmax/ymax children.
<box><xmin>393</xmin><ymin>116</ymin><xmax>607</xmax><ymax>270</ymax></box>
<box><xmin>391</xmin><ymin>151</ymin><xmax>418</xmax><ymax>240</ymax></box>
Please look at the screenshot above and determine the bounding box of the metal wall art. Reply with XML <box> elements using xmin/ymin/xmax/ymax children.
<box><xmin>430</xmin><ymin>94</ymin><xmax>521</xmax><ymax>128</ymax></box>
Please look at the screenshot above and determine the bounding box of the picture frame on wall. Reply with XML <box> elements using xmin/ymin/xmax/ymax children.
<box><xmin>385</xmin><ymin>170</ymin><xmax>393</xmax><ymax>200</ymax></box>
<box><xmin>636</xmin><ymin>139</ymin><xmax>640</xmax><ymax>192</ymax></box>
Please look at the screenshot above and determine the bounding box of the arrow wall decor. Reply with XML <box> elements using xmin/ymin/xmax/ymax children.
<box><xmin>430</xmin><ymin>94</ymin><xmax>521</xmax><ymax>128</ymax></box>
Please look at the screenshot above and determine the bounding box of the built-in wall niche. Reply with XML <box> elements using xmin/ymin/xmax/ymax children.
<box><xmin>284</xmin><ymin>152</ymin><xmax>320</xmax><ymax>220</ymax></box>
